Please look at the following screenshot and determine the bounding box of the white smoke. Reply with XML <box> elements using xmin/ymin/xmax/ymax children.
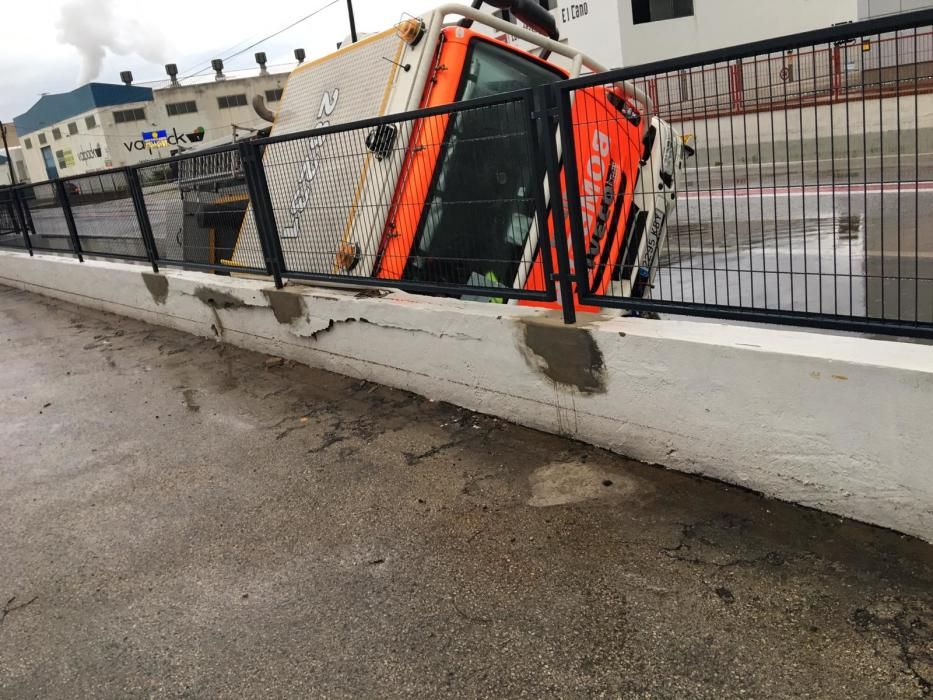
<box><xmin>56</xmin><ymin>0</ymin><xmax>167</xmax><ymax>84</ymax></box>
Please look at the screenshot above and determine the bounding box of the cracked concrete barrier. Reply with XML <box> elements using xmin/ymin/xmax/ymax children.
<box><xmin>1</xmin><ymin>251</ymin><xmax>931</xmax><ymax>542</ymax></box>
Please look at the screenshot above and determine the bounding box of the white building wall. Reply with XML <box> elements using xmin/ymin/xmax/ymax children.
<box><xmin>19</xmin><ymin>105</ymin><xmax>127</xmax><ymax>183</ymax></box>
<box><xmin>0</xmin><ymin>146</ymin><xmax>27</xmax><ymax>186</ymax></box>
<box><xmin>137</xmin><ymin>74</ymin><xmax>287</xmax><ymax>158</ymax></box>
<box><xmin>479</xmin><ymin>0</ymin><xmax>859</xmax><ymax>69</ymax></box>
<box><xmin>616</xmin><ymin>0</ymin><xmax>858</xmax><ymax>66</ymax></box>
<box><xmin>859</xmin><ymin>0</ymin><xmax>933</xmax><ymax>18</ymax></box>
<box><xmin>16</xmin><ymin>74</ymin><xmax>288</xmax><ymax>184</ymax></box>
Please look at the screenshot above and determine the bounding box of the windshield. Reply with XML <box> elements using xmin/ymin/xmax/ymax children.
<box><xmin>403</xmin><ymin>40</ymin><xmax>563</xmax><ymax>289</ymax></box>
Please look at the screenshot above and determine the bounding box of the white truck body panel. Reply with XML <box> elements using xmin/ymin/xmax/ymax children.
<box><xmin>230</xmin><ymin>25</ymin><xmax>438</xmax><ymax>273</ymax></box>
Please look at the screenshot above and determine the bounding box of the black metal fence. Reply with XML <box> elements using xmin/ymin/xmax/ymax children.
<box><xmin>558</xmin><ymin>10</ymin><xmax>933</xmax><ymax>337</ymax></box>
<box><xmin>0</xmin><ymin>9</ymin><xmax>931</xmax><ymax>339</ymax></box>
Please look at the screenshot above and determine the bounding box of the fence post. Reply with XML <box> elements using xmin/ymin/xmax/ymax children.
<box><xmin>522</xmin><ymin>90</ymin><xmax>558</xmax><ymax>303</ymax></box>
<box><xmin>552</xmin><ymin>84</ymin><xmax>592</xmax><ymax>308</ymax></box>
<box><xmin>831</xmin><ymin>46</ymin><xmax>843</xmax><ymax>100</ymax></box>
<box><xmin>55</xmin><ymin>180</ymin><xmax>84</xmax><ymax>262</ymax></box>
<box><xmin>533</xmin><ymin>85</ymin><xmax>578</xmax><ymax>324</ymax></box>
<box><xmin>728</xmin><ymin>61</ymin><xmax>745</xmax><ymax>112</ymax></box>
<box><xmin>125</xmin><ymin>167</ymin><xmax>160</xmax><ymax>274</ymax></box>
<box><xmin>239</xmin><ymin>141</ymin><xmax>285</xmax><ymax>289</ymax></box>
<box><xmin>13</xmin><ymin>188</ymin><xmax>35</xmax><ymax>257</ymax></box>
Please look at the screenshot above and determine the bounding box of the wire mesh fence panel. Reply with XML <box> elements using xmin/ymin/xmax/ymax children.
<box><xmin>0</xmin><ymin>189</ymin><xmax>28</xmax><ymax>249</ymax></box>
<box><xmin>64</xmin><ymin>171</ymin><xmax>149</xmax><ymax>260</ymax></box>
<box><xmin>18</xmin><ymin>182</ymin><xmax>74</xmax><ymax>254</ymax></box>
<box><xmin>136</xmin><ymin>149</ymin><xmax>265</xmax><ymax>273</ymax></box>
<box><xmin>563</xmin><ymin>14</ymin><xmax>933</xmax><ymax>333</ymax></box>
<box><xmin>250</xmin><ymin>94</ymin><xmax>553</xmax><ymax>301</ymax></box>
<box><xmin>0</xmin><ymin>194</ymin><xmax>16</xmax><ymax>234</ymax></box>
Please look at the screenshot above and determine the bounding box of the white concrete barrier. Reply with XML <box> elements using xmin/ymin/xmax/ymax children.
<box><xmin>1</xmin><ymin>250</ymin><xmax>931</xmax><ymax>541</ymax></box>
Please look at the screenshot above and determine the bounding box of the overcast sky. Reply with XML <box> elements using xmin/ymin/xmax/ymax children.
<box><xmin>1</xmin><ymin>0</ymin><xmax>419</xmax><ymax>122</ymax></box>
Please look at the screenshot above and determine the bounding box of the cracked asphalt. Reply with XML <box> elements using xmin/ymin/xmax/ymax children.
<box><xmin>0</xmin><ymin>285</ymin><xmax>931</xmax><ymax>699</ymax></box>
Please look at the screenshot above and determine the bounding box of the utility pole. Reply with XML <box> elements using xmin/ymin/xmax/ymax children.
<box><xmin>0</xmin><ymin>120</ymin><xmax>16</xmax><ymax>186</ymax></box>
<box><xmin>346</xmin><ymin>0</ymin><xmax>358</xmax><ymax>43</ymax></box>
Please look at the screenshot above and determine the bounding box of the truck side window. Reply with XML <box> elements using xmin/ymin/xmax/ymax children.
<box><xmin>404</xmin><ymin>41</ymin><xmax>563</xmax><ymax>289</ymax></box>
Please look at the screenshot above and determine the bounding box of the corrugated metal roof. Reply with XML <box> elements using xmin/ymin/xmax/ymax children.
<box><xmin>13</xmin><ymin>83</ymin><xmax>154</xmax><ymax>137</ymax></box>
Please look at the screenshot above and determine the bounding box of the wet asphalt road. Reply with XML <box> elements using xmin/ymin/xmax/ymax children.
<box><xmin>1</xmin><ymin>287</ymin><xmax>931</xmax><ymax>698</ymax></box>
<box><xmin>653</xmin><ymin>156</ymin><xmax>933</xmax><ymax>324</ymax></box>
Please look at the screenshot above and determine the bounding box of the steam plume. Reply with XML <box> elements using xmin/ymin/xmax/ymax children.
<box><xmin>56</xmin><ymin>0</ymin><xmax>166</xmax><ymax>84</ymax></box>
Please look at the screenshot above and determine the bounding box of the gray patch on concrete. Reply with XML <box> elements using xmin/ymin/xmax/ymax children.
<box><xmin>263</xmin><ymin>289</ymin><xmax>304</xmax><ymax>325</ymax></box>
<box><xmin>142</xmin><ymin>273</ymin><xmax>168</xmax><ymax>305</ymax></box>
<box><xmin>193</xmin><ymin>287</ymin><xmax>246</xmax><ymax>310</ymax></box>
<box><xmin>521</xmin><ymin>320</ymin><xmax>607</xmax><ymax>394</ymax></box>
<box><xmin>528</xmin><ymin>461</ymin><xmax>633</xmax><ymax>507</ymax></box>
<box><xmin>181</xmin><ymin>388</ymin><xmax>200</xmax><ymax>412</ymax></box>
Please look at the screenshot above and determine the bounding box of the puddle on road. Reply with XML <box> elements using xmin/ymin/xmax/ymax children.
<box><xmin>836</xmin><ymin>214</ymin><xmax>863</xmax><ymax>240</ymax></box>
<box><xmin>662</xmin><ymin>212</ymin><xmax>863</xmax><ymax>267</ymax></box>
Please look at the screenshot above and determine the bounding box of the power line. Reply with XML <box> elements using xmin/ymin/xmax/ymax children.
<box><xmin>133</xmin><ymin>62</ymin><xmax>296</xmax><ymax>87</ymax></box>
<box><xmin>179</xmin><ymin>0</ymin><xmax>339</xmax><ymax>83</ymax></box>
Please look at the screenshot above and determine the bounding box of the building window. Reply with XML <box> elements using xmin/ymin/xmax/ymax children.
<box><xmin>265</xmin><ymin>89</ymin><xmax>284</xmax><ymax>103</ymax></box>
<box><xmin>23</xmin><ymin>137</ymin><xmax>32</xmax><ymax>150</ymax></box>
<box><xmin>632</xmin><ymin>0</ymin><xmax>694</xmax><ymax>24</ymax></box>
<box><xmin>68</xmin><ymin>122</ymin><xmax>79</xmax><ymax>135</ymax></box>
<box><xmin>166</xmin><ymin>100</ymin><xmax>198</xmax><ymax>116</ymax></box>
<box><xmin>85</xmin><ymin>115</ymin><xmax>97</xmax><ymax>129</ymax></box>
<box><xmin>217</xmin><ymin>94</ymin><xmax>248</xmax><ymax>109</ymax></box>
<box><xmin>55</xmin><ymin>150</ymin><xmax>66</xmax><ymax>169</ymax></box>
<box><xmin>38</xmin><ymin>133</ymin><xmax>47</xmax><ymax>145</ymax></box>
<box><xmin>52</xmin><ymin>128</ymin><xmax>62</xmax><ymax>140</ymax></box>
<box><xmin>113</xmin><ymin>108</ymin><xmax>147</xmax><ymax>123</ymax></box>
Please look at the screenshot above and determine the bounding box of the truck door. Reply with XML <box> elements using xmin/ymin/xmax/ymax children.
<box><xmin>375</xmin><ymin>30</ymin><xmax>646</xmax><ymax>312</ymax></box>
<box><xmin>375</xmin><ymin>30</ymin><xmax>565</xmax><ymax>286</ymax></box>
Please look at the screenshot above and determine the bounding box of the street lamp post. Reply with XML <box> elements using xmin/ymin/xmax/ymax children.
<box><xmin>346</xmin><ymin>0</ymin><xmax>358</xmax><ymax>43</ymax></box>
<box><xmin>0</xmin><ymin>120</ymin><xmax>16</xmax><ymax>186</ymax></box>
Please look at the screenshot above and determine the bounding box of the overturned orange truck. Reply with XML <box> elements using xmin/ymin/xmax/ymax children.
<box><xmin>223</xmin><ymin>1</ymin><xmax>689</xmax><ymax>309</ymax></box>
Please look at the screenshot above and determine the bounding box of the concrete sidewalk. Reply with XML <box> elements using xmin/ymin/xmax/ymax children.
<box><xmin>0</xmin><ymin>286</ymin><xmax>930</xmax><ymax>699</ymax></box>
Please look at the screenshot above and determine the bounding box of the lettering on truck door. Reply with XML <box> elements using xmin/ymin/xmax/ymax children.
<box><xmin>282</xmin><ymin>89</ymin><xmax>340</xmax><ymax>239</ymax></box>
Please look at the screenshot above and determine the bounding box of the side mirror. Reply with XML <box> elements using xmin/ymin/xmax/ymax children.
<box><xmin>365</xmin><ymin>124</ymin><xmax>398</xmax><ymax>161</ymax></box>
<box><xmin>508</xmin><ymin>0</ymin><xmax>560</xmax><ymax>41</ymax></box>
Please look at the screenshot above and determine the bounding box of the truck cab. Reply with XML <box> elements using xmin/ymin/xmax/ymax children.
<box><xmin>221</xmin><ymin>3</ymin><xmax>686</xmax><ymax>309</ymax></box>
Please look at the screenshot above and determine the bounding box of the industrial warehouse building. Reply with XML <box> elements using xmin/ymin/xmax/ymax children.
<box><xmin>13</xmin><ymin>70</ymin><xmax>286</xmax><ymax>184</ymax></box>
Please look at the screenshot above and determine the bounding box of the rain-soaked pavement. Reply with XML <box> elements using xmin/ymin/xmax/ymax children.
<box><xmin>655</xmin><ymin>155</ymin><xmax>933</xmax><ymax>324</ymax></box>
<box><xmin>1</xmin><ymin>287</ymin><xmax>931</xmax><ymax>698</ymax></box>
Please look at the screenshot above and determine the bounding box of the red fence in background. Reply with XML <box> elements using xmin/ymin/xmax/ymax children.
<box><xmin>633</xmin><ymin>30</ymin><xmax>933</xmax><ymax>123</ymax></box>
